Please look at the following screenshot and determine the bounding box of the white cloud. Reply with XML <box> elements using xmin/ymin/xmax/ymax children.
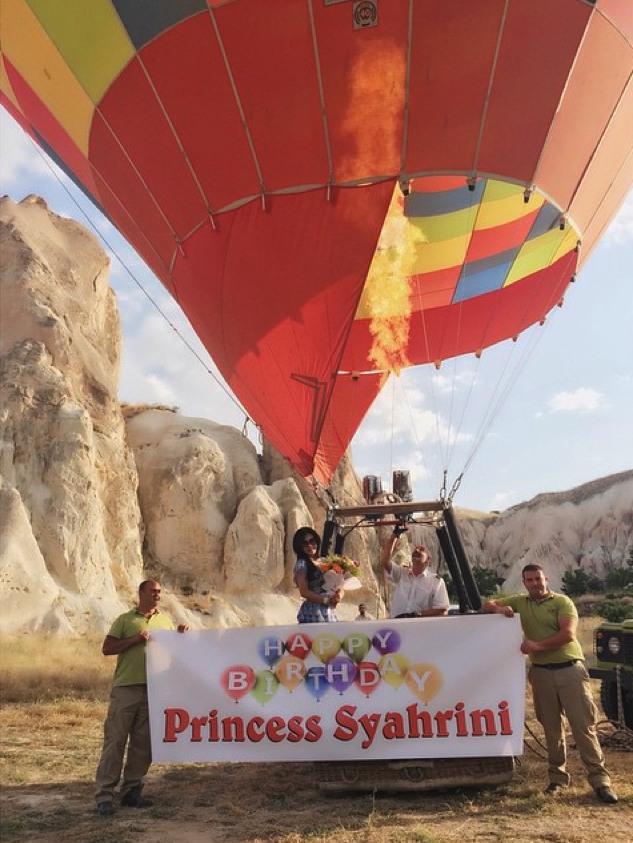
<box><xmin>488</xmin><ymin>490</ymin><xmax>517</xmax><ymax>511</ymax></box>
<box><xmin>351</xmin><ymin>374</ymin><xmax>471</xmax><ymax>452</ymax></box>
<box><xmin>118</xmin><ymin>299</ymin><xmax>247</xmax><ymax>426</ymax></box>
<box><xmin>604</xmin><ymin>191</ymin><xmax>633</xmax><ymax>246</ymax></box>
<box><xmin>430</xmin><ymin>367</ymin><xmax>477</xmax><ymax>394</ymax></box>
<box><xmin>0</xmin><ymin>112</ymin><xmax>61</xmax><ymax>187</ymax></box>
<box><xmin>547</xmin><ymin>387</ymin><xmax>607</xmax><ymax>413</ymax></box>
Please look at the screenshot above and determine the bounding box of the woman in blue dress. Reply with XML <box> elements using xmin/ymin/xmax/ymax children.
<box><xmin>292</xmin><ymin>527</ymin><xmax>341</xmax><ymax>623</ymax></box>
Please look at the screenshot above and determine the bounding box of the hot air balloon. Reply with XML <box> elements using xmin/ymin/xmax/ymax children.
<box><xmin>2</xmin><ymin>0</ymin><xmax>631</xmax><ymax>485</ymax></box>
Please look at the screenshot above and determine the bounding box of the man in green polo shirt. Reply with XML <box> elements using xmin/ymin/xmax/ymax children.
<box><xmin>483</xmin><ymin>563</ymin><xmax>617</xmax><ymax>804</ymax></box>
<box><xmin>94</xmin><ymin>580</ymin><xmax>188</xmax><ymax>816</ymax></box>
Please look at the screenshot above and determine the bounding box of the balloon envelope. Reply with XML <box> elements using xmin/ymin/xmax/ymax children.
<box><xmin>3</xmin><ymin>0</ymin><xmax>631</xmax><ymax>482</ymax></box>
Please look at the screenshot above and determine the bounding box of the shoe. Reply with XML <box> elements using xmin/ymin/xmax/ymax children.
<box><xmin>97</xmin><ymin>801</ymin><xmax>115</xmax><ymax>816</ymax></box>
<box><xmin>595</xmin><ymin>786</ymin><xmax>618</xmax><ymax>804</ymax></box>
<box><xmin>544</xmin><ymin>783</ymin><xmax>565</xmax><ymax>795</ymax></box>
<box><xmin>121</xmin><ymin>787</ymin><xmax>153</xmax><ymax>808</ymax></box>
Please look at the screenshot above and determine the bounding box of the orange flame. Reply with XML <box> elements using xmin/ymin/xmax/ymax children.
<box><xmin>357</xmin><ymin>187</ymin><xmax>423</xmax><ymax>373</ymax></box>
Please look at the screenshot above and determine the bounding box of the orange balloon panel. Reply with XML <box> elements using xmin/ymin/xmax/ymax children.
<box><xmin>2</xmin><ymin>0</ymin><xmax>631</xmax><ymax>483</ymax></box>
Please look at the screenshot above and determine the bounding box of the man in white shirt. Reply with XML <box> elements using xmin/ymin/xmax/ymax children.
<box><xmin>382</xmin><ymin>529</ymin><xmax>449</xmax><ymax>619</ymax></box>
<box><xmin>355</xmin><ymin>603</ymin><xmax>373</xmax><ymax>621</ymax></box>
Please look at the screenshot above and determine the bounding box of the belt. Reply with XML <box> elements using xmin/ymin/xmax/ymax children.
<box><xmin>534</xmin><ymin>660</ymin><xmax>581</xmax><ymax>671</ymax></box>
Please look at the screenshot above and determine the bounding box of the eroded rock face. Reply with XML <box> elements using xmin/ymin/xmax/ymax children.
<box><xmin>125</xmin><ymin>412</ymin><xmax>384</xmax><ymax>624</ymax></box>
<box><xmin>481</xmin><ymin>472</ymin><xmax>633</xmax><ymax>591</ymax></box>
<box><xmin>125</xmin><ymin>409</ymin><xmax>262</xmax><ymax>592</ymax></box>
<box><xmin>223</xmin><ymin>479</ymin><xmax>307</xmax><ymax>595</ymax></box>
<box><xmin>0</xmin><ymin>196</ymin><xmax>143</xmax><ymax>631</ymax></box>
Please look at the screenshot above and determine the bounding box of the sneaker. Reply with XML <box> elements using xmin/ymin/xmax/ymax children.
<box><xmin>595</xmin><ymin>786</ymin><xmax>618</xmax><ymax>804</ymax></box>
<box><xmin>544</xmin><ymin>783</ymin><xmax>565</xmax><ymax>795</ymax></box>
<box><xmin>97</xmin><ymin>801</ymin><xmax>115</xmax><ymax>816</ymax></box>
<box><xmin>121</xmin><ymin>787</ymin><xmax>153</xmax><ymax>808</ymax></box>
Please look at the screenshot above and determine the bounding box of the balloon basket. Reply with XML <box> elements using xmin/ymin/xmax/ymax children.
<box><xmin>316</xmin><ymin>756</ymin><xmax>515</xmax><ymax>793</ymax></box>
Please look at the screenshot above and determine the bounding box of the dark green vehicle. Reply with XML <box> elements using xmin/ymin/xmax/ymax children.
<box><xmin>588</xmin><ymin>619</ymin><xmax>633</xmax><ymax>729</ymax></box>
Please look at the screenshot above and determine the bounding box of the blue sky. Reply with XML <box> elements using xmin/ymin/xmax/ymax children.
<box><xmin>1</xmin><ymin>109</ymin><xmax>631</xmax><ymax>512</ymax></box>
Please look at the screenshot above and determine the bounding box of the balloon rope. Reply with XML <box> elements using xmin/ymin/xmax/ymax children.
<box><xmin>397</xmin><ymin>373</ymin><xmax>431</xmax><ymax>485</ymax></box>
<box><xmin>31</xmin><ymin>139</ymin><xmax>252</xmax><ymax>422</ymax></box>
<box><xmin>458</xmin><ymin>323</ymin><xmax>549</xmax><ymax>479</ymax></box>
<box><xmin>441</xmin><ymin>177</ymin><xmax>488</xmax><ymax>474</ymax></box>
<box><xmin>455</xmin><ymin>220</ymin><xmax>576</xmax><ymax>481</ymax></box>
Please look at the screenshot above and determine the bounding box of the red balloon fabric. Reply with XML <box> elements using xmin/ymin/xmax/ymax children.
<box><xmin>2</xmin><ymin>0</ymin><xmax>632</xmax><ymax>482</ymax></box>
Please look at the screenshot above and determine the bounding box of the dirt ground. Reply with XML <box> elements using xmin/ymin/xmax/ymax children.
<box><xmin>2</xmin><ymin>732</ymin><xmax>631</xmax><ymax>843</ymax></box>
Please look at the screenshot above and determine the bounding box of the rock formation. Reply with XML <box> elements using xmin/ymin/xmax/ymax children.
<box><xmin>481</xmin><ymin>471</ymin><xmax>633</xmax><ymax>591</ymax></box>
<box><xmin>1</xmin><ymin>196</ymin><xmax>631</xmax><ymax>634</ymax></box>
<box><xmin>1</xmin><ymin>196</ymin><xmax>143</xmax><ymax>632</ymax></box>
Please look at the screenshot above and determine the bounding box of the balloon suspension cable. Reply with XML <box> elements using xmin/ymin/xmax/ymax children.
<box><xmin>447</xmin><ymin>473</ymin><xmax>463</xmax><ymax>504</ymax></box>
<box><xmin>341</xmin><ymin>518</ymin><xmax>370</xmax><ymax>540</ymax></box>
<box><xmin>457</xmin><ymin>321</ymin><xmax>551</xmax><ymax>483</ymax></box>
<box><xmin>439</xmin><ymin>470</ymin><xmax>448</xmax><ymax>505</ymax></box>
<box><xmin>31</xmin><ymin>138</ymin><xmax>251</xmax><ymax>421</ymax></box>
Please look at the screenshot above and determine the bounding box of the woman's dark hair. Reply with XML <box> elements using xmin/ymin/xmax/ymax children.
<box><xmin>292</xmin><ymin>527</ymin><xmax>321</xmax><ymax>557</ymax></box>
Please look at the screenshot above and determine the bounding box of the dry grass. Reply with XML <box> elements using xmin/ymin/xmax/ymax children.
<box><xmin>0</xmin><ymin>626</ymin><xmax>631</xmax><ymax>843</ymax></box>
<box><xmin>0</xmin><ymin>634</ymin><xmax>112</xmax><ymax>703</ymax></box>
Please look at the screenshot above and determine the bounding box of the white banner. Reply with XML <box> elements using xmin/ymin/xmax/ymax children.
<box><xmin>148</xmin><ymin>615</ymin><xmax>525</xmax><ymax>763</ymax></box>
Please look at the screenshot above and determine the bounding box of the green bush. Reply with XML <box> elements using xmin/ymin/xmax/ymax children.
<box><xmin>604</xmin><ymin>562</ymin><xmax>633</xmax><ymax>591</ymax></box>
<box><xmin>442</xmin><ymin>566</ymin><xmax>504</xmax><ymax>601</ymax></box>
<box><xmin>561</xmin><ymin>568</ymin><xmax>590</xmax><ymax>597</ymax></box>
<box><xmin>597</xmin><ymin>599</ymin><xmax>633</xmax><ymax>623</ymax></box>
<box><xmin>586</xmin><ymin>575</ymin><xmax>604</xmax><ymax>593</ymax></box>
<box><xmin>472</xmin><ymin>566</ymin><xmax>505</xmax><ymax>597</ymax></box>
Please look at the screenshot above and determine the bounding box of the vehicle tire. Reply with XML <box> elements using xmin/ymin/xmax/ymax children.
<box><xmin>600</xmin><ymin>679</ymin><xmax>633</xmax><ymax>729</ymax></box>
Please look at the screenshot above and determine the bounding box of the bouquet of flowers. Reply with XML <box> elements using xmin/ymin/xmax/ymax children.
<box><xmin>318</xmin><ymin>554</ymin><xmax>362</xmax><ymax>593</ymax></box>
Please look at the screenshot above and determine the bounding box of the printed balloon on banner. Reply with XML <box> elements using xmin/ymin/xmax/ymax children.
<box><xmin>372</xmin><ymin>628</ymin><xmax>402</xmax><ymax>657</ymax></box>
<box><xmin>326</xmin><ymin>656</ymin><xmax>358</xmax><ymax>694</ymax></box>
<box><xmin>257</xmin><ymin>635</ymin><xmax>285</xmax><ymax>669</ymax></box>
<box><xmin>311</xmin><ymin>633</ymin><xmax>341</xmax><ymax>664</ymax></box>
<box><xmin>354</xmin><ymin>661</ymin><xmax>382</xmax><ymax>698</ymax></box>
<box><xmin>285</xmin><ymin>631</ymin><xmax>313</xmax><ymax>660</ymax></box>
<box><xmin>251</xmin><ymin>669</ymin><xmax>280</xmax><ymax>705</ymax></box>
<box><xmin>3</xmin><ymin>2</ymin><xmax>631</xmax><ymax>486</ymax></box>
<box><xmin>304</xmin><ymin>665</ymin><xmax>330</xmax><ymax>702</ymax></box>
<box><xmin>221</xmin><ymin>665</ymin><xmax>256</xmax><ymax>703</ymax></box>
<box><xmin>274</xmin><ymin>655</ymin><xmax>307</xmax><ymax>692</ymax></box>
<box><xmin>342</xmin><ymin>632</ymin><xmax>371</xmax><ymax>664</ymax></box>
<box><xmin>405</xmin><ymin>663</ymin><xmax>443</xmax><ymax>705</ymax></box>
<box><xmin>379</xmin><ymin>653</ymin><xmax>410</xmax><ymax>690</ymax></box>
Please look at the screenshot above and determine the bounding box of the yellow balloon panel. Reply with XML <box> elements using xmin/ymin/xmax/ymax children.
<box><xmin>2</xmin><ymin>0</ymin><xmax>94</xmax><ymax>153</ymax></box>
<box><xmin>413</xmin><ymin>206</ymin><xmax>479</xmax><ymax>243</ymax></box>
<box><xmin>476</xmin><ymin>185</ymin><xmax>545</xmax><ymax>230</ymax></box>
<box><xmin>505</xmin><ymin>228</ymin><xmax>573</xmax><ymax>286</ymax></box>
<box><xmin>410</xmin><ymin>232</ymin><xmax>471</xmax><ymax>275</ymax></box>
<box><xmin>24</xmin><ymin>0</ymin><xmax>134</xmax><ymax>103</ymax></box>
